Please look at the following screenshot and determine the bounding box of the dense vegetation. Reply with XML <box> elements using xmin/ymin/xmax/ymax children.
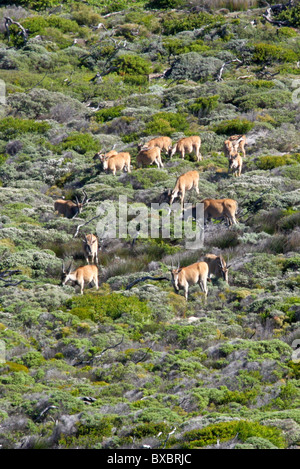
<box><xmin>0</xmin><ymin>0</ymin><xmax>299</xmax><ymax>450</ymax></box>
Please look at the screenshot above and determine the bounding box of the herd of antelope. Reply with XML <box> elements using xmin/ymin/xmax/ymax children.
<box><xmin>54</xmin><ymin>133</ymin><xmax>247</xmax><ymax>298</ymax></box>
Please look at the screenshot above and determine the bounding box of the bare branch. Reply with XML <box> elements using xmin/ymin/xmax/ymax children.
<box><xmin>125</xmin><ymin>276</ymin><xmax>170</xmax><ymax>290</ymax></box>
<box><xmin>0</xmin><ymin>269</ymin><xmax>33</xmax><ymax>287</ymax></box>
<box><xmin>73</xmin><ymin>214</ymin><xmax>102</xmax><ymax>238</ymax></box>
<box><xmin>4</xmin><ymin>17</ymin><xmax>28</xmax><ymax>44</ymax></box>
<box><xmin>216</xmin><ymin>58</ymin><xmax>243</xmax><ymax>82</ymax></box>
<box><xmin>94</xmin><ymin>336</ymin><xmax>124</xmax><ymax>360</ymax></box>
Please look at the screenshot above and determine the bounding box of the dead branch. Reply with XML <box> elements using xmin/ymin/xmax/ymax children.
<box><xmin>133</xmin><ymin>347</ymin><xmax>152</xmax><ymax>365</ymax></box>
<box><xmin>4</xmin><ymin>17</ymin><xmax>28</xmax><ymax>44</ymax></box>
<box><xmin>24</xmin><ymin>71</ymin><xmax>48</xmax><ymax>93</ymax></box>
<box><xmin>262</xmin><ymin>1</ymin><xmax>295</xmax><ymax>26</ymax></box>
<box><xmin>73</xmin><ymin>214</ymin><xmax>100</xmax><ymax>238</ymax></box>
<box><xmin>94</xmin><ymin>335</ymin><xmax>124</xmax><ymax>360</ymax></box>
<box><xmin>0</xmin><ymin>269</ymin><xmax>33</xmax><ymax>287</ymax></box>
<box><xmin>125</xmin><ymin>276</ymin><xmax>170</xmax><ymax>290</ymax></box>
<box><xmin>216</xmin><ymin>58</ymin><xmax>243</xmax><ymax>82</ymax></box>
<box><xmin>102</xmin><ymin>10</ymin><xmax>127</xmax><ymax>18</ymax></box>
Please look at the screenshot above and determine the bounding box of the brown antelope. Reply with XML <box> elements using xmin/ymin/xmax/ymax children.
<box><xmin>171</xmin><ymin>261</ymin><xmax>209</xmax><ymax>300</ymax></box>
<box><xmin>83</xmin><ymin>234</ymin><xmax>98</xmax><ymax>265</ymax></box>
<box><xmin>54</xmin><ymin>190</ymin><xmax>89</xmax><ymax>219</ymax></box>
<box><xmin>228</xmin><ymin>152</ymin><xmax>243</xmax><ymax>177</ymax></box>
<box><xmin>224</xmin><ymin>135</ymin><xmax>247</xmax><ymax>158</ymax></box>
<box><xmin>102</xmin><ymin>152</ymin><xmax>131</xmax><ymax>175</ymax></box>
<box><xmin>169</xmin><ymin>136</ymin><xmax>202</xmax><ymax>161</ymax></box>
<box><xmin>93</xmin><ymin>149</ymin><xmax>118</xmax><ymax>162</ymax></box>
<box><xmin>136</xmin><ymin>147</ymin><xmax>164</xmax><ymax>168</ymax></box>
<box><xmin>203</xmin><ymin>253</ymin><xmax>231</xmax><ymax>284</ymax></box>
<box><xmin>61</xmin><ymin>262</ymin><xmax>99</xmax><ymax>295</ymax></box>
<box><xmin>170</xmin><ymin>170</ymin><xmax>199</xmax><ymax>209</ymax></box>
<box><xmin>202</xmin><ymin>198</ymin><xmax>238</xmax><ymax>226</ymax></box>
<box><xmin>138</xmin><ymin>136</ymin><xmax>172</xmax><ymax>155</ymax></box>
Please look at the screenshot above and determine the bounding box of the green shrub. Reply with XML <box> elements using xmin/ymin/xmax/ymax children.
<box><xmin>15</xmin><ymin>351</ymin><xmax>45</xmax><ymax>368</ymax></box>
<box><xmin>213</xmin><ymin>118</ymin><xmax>255</xmax><ymax>135</ymax></box>
<box><xmin>276</xmin><ymin>4</ymin><xmax>300</xmax><ymax>28</ymax></box>
<box><xmin>0</xmin><ymin>117</ymin><xmax>50</xmax><ymax>139</ymax></box>
<box><xmin>277</xmin><ymin>27</ymin><xmax>298</xmax><ymax>38</ymax></box>
<box><xmin>94</xmin><ymin>106</ymin><xmax>125</xmax><ymax>123</ymax></box>
<box><xmin>65</xmin><ymin>292</ymin><xmax>153</xmax><ymax>323</ymax></box>
<box><xmin>234</xmin><ymin>90</ymin><xmax>292</xmax><ymax>112</ymax></box>
<box><xmin>146</xmin><ymin>0</ymin><xmax>185</xmax><ymax>8</ymax></box>
<box><xmin>167</xmin><ymin>53</ymin><xmax>223</xmax><ymax>82</ymax></box>
<box><xmin>189</xmin><ymin>95</ymin><xmax>219</xmax><ymax>117</ymax></box>
<box><xmin>130</xmin><ymin>168</ymin><xmax>169</xmax><ymax>189</ymax></box>
<box><xmin>0</xmin><ymin>154</ymin><xmax>8</xmax><ymax>166</ymax></box>
<box><xmin>161</xmin><ymin>12</ymin><xmax>225</xmax><ymax>35</ymax></box>
<box><xmin>252</xmin><ymin>43</ymin><xmax>298</xmax><ymax>63</ymax></box>
<box><xmin>145</xmin><ymin>111</ymin><xmax>189</xmax><ymax>136</ymax></box>
<box><xmin>57</xmin><ymin>133</ymin><xmax>99</xmax><ymax>155</ymax></box>
<box><xmin>10</xmin><ymin>0</ymin><xmax>62</xmax><ymax>10</ymax></box>
<box><xmin>163</xmin><ymin>38</ymin><xmax>210</xmax><ymax>56</ymax></box>
<box><xmin>249</xmin><ymin>80</ymin><xmax>275</xmax><ymax>89</ymax></box>
<box><xmin>128</xmin><ymin>422</ymin><xmax>171</xmax><ymax>438</ymax></box>
<box><xmin>70</xmin><ymin>4</ymin><xmax>103</xmax><ymax>27</ymax></box>
<box><xmin>256</xmin><ymin>154</ymin><xmax>300</xmax><ymax>170</ymax></box>
<box><xmin>112</xmin><ymin>54</ymin><xmax>151</xmax><ymax>77</ymax></box>
<box><xmin>282</xmin><ymin>256</ymin><xmax>300</xmax><ymax>274</ymax></box>
<box><xmin>180</xmin><ymin>420</ymin><xmax>286</xmax><ymax>449</ymax></box>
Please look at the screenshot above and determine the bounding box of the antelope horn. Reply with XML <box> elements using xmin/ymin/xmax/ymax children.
<box><xmin>82</xmin><ymin>190</ymin><xmax>89</xmax><ymax>205</ymax></box>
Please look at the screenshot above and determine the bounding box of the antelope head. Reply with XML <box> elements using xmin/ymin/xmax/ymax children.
<box><xmin>170</xmin><ymin>260</ymin><xmax>181</xmax><ymax>291</ymax></box>
<box><xmin>219</xmin><ymin>257</ymin><xmax>230</xmax><ymax>283</ymax></box>
<box><xmin>93</xmin><ymin>149</ymin><xmax>103</xmax><ymax>161</ymax></box>
<box><xmin>83</xmin><ymin>234</ymin><xmax>97</xmax><ymax>256</ymax></box>
<box><xmin>61</xmin><ymin>260</ymin><xmax>73</xmax><ymax>286</ymax></box>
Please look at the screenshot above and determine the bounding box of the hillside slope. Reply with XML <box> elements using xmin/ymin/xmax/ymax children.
<box><xmin>0</xmin><ymin>0</ymin><xmax>299</xmax><ymax>449</ymax></box>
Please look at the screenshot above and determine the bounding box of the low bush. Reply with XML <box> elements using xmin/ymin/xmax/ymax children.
<box><xmin>112</xmin><ymin>54</ymin><xmax>152</xmax><ymax>80</ymax></box>
<box><xmin>276</xmin><ymin>3</ymin><xmax>300</xmax><ymax>28</ymax></box>
<box><xmin>94</xmin><ymin>106</ymin><xmax>125</xmax><ymax>124</ymax></box>
<box><xmin>252</xmin><ymin>43</ymin><xmax>298</xmax><ymax>63</ymax></box>
<box><xmin>7</xmin><ymin>0</ymin><xmax>62</xmax><ymax>10</ymax></box>
<box><xmin>234</xmin><ymin>90</ymin><xmax>292</xmax><ymax>112</ymax></box>
<box><xmin>146</xmin><ymin>0</ymin><xmax>185</xmax><ymax>8</ymax></box>
<box><xmin>213</xmin><ymin>118</ymin><xmax>255</xmax><ymax>135</ymax></box>
<box><xmin>145</xmin><ymin>111</ymin><xmax>189</xmax><ymax>136</ymax></box>
<box><xmin>256</xmin><ymin>154</ymin><xmax>300</xmax><ymax>170</ymax></box>
<box><xmin>189</xmin><ymin>95</ymin><xmax>219</xmax><ymax>117</ymax></box>
<box><xmin>163</xmin><ymin>38</ymin><xmax>210</xmax><ymax>56</ymax></box>
<box><xmin>65</xmin><ymin>292</ymin><xmax>153</xmax><ymax>324</ymax></box>
<box><xmin>161</xmin><ymin>12</ymin><xmax>225</xmax><ymax>36</ymax></box>
<box><xmin>0</xmin><ymin>117</ymin><xmax>50</xmax><ymax>139</ymax></box>
<box><xmin>166</xmin><ymin>53</ymin><xmax>223</xmax><ymax>82</ymax></box>
<box><xmin>179</xmin><ymin>420</ymin><xmax>286</xmax><ymax>449</ymax></box>
<box><xmin>70</xmin><ymin>4</ymin><xmax>103</xmax><ymax>27</ymax></box>
<box><xmin>56</xmin><ymin>133</ymin><xmax>99</xmax><ymax>155</ymax></box>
